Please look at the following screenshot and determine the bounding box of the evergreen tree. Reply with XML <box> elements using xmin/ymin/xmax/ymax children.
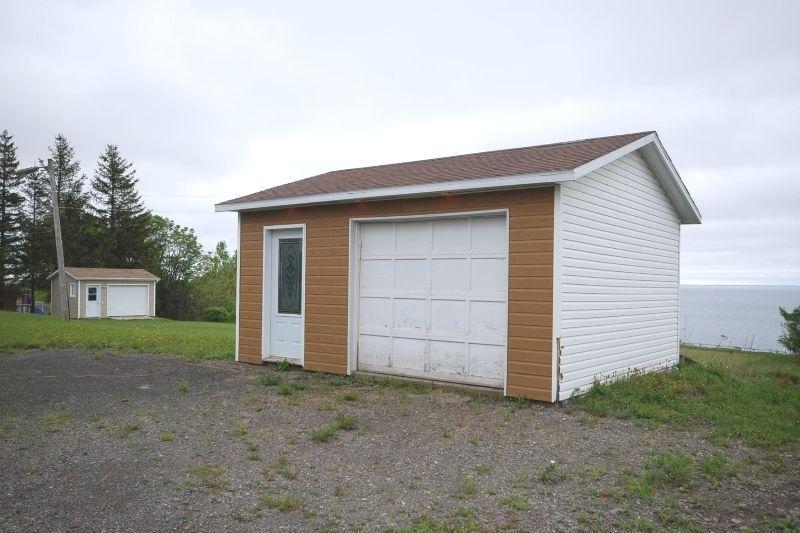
<box><xmin>90</xmin><ymin>144</ymin><xmax>150</xmax><ymax>266</ymax></box>
<box><xmin>0</xmin><ymin>130</ymin><xmax>23</xmax><ymax>290</ymax></box>
<box><xmin>38</xmin><ymin>134</ymin><xmax>90</xmax><ymax>268</ymax></box>
<box><xmin>16</xmin><ymin>168</ymin><xmax>52</xmax><ymax>304</ymax></box>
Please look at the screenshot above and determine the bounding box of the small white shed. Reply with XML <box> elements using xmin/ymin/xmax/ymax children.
<box><xmin>48</xmin><ymin>267</ymin><xmax>158</xmax><ymax>319</ymax></box>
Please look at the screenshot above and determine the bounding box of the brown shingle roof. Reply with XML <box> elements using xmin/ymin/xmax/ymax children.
<box><xmin>49</xmin><ymin>267</ymin><xmax>159</xmax><ymax>281</ymax></box>
<box><xmin>219</xmin><ymin>131</ymin><xmax>653</xmax><ymax>206</ymax></box>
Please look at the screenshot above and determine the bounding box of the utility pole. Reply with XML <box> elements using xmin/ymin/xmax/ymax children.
<box><xmin>46</xmin><ymin>159</ymin><xmax>68</xmax><ymax>321</ymax></box>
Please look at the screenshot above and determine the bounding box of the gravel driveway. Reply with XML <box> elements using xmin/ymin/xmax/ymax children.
<box><xmin>0</xmin><ymin>350</ymin><xmax>797</xmax><ymax>531</ymax></box>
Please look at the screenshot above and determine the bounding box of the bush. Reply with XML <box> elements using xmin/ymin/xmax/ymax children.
<box><xmin>226</xmin><ymin>309</ymin><xmax>236</xmax><ymax>323</ymax></box>
<box><xmin>202</xmin><ymin>306</ymin><xmax>228</xmax><ymax>322</ymax></box>
<box><xmin>779</xmin><ymin>305</ymin><xmax>800</xmax><ymax>356</ymax></box>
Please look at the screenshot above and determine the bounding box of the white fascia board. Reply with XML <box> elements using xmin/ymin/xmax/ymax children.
<box><xmin>45</xmin><ymin>270</ymin><xmax>160</xmax><ymax>282</ymax></box>
<box><xmin>574</xmin><ymin>133</ymin><xmax>702</xmax><ymax>225</ymax></box>
<box><xmin>69</xmin><ymin>276</ymin><xmax>159</xmax><ymax>282</ymax></box>
<box><xmin>214</xmin><ymin>170</ymin><xmax>575</xmax><ymax>212</ymax></box>
<box><xmin>573</xmin><ymin>133</ymin><xmax>658</xmax><ymax>178</ymax></box>
<box><xmin>640</xmin><ymin>137</ymin><xmax>702</xmax><ymax>224</ymax></box>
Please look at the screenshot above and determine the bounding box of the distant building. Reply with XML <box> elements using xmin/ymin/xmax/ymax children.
<box><xmin>48</xmin><ymin>267</ymin><xmax>159</xmax><ymax>319</ymax></box>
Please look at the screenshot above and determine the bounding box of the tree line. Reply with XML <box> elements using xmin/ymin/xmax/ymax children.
<box><xmin>0</xmin><ymin>129</ymin><xmax>235</xmax><ymax>321</ymax></box>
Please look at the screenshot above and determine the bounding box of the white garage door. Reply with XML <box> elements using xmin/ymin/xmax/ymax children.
<box><xmin>107</xmin><ymin>285</ymin><xmax>149</xmax><ymax>317</ymax></box>
<box><xmin>357</xmin><ymin>214</ymin><xmax>508</xmax><ymax>388</ymax></box>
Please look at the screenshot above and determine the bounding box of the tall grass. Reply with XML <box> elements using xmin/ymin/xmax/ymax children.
<box><xmin>576</xmin><ymin>348</ymin><xmax>800</xmax><ymax>449</ymax></box>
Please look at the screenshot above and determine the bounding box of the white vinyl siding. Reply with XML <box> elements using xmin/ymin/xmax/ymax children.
<box><xmin>558</xmin><ymin>150</ymin><xmax>680</xmax><ymax>399</ymax></box>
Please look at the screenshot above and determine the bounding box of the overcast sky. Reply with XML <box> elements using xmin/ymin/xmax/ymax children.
<box><xmin>1</xmin><ymin>1</ymin><xmax>798</xmax><ymax>285</ymax></box>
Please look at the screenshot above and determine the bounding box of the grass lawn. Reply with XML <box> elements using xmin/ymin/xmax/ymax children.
<box><xmin>0</xmin><ymin>310</ymin><xmax>234</xmax><ymax>360</ymax></box>
<box><xmin>575</xmin><ymin>345</ymin><xmax>800</xmax><ymax>449</ymax></box>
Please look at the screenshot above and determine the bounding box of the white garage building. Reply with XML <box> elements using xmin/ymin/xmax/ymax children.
<box><xmin>217</xmin><ymin>131</ymin><xmax>701</xmax><ymax>401</ymax></box>
<box><xmin>49</xmin><ymin>267</ymin><xmax>158</xmax><ymax>319</ymax></box>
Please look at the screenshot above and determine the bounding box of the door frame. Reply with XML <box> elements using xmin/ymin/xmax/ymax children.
<box><xmin>107</xmin><ymin>283</ymin><xmax>150</xmax><ymax>317</ymax></box>
<box><xmin>261</xmin><ymin>224</ymin><xmax>307</xmax><ymax>365</ymax></box>
<box><xmin>85</xmin><ymin>283</ymin><xmax>101</xmax><ymax>318</ymax></box>
<box><xmin>346</xmin><ymin>209</ymin><xmax>510</xmax><ymax>393</ymax></box>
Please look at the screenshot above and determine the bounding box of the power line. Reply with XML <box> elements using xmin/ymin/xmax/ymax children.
<box><xmin>140</xmin><ymin>194</ymin><xmax>224</xmax><ymax>199</ymax></box>
<box><xmin>38</xmin><ymin>205</ymin><xmax>218</xmax><ymax>214</ymax></box>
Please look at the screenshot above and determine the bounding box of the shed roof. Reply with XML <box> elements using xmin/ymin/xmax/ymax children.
<box><xmin>47</xmin><ymin>267</ymin><xmax>159</xmax><ymax>281</ymax></box>
<box><xmin>215</xmin><ymin>131</ymin><xmax>701</xmax><ymax>224</ymax></box>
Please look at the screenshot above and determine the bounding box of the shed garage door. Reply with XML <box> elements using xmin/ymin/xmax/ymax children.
<box><xmin>357</xmin><ymin>214</ymin><xmax>508</xmax><ymax>388</ymax></box>
<box><xmin>107</xmin><ymin>285</ymin><xmax>148</xmax><ymax>317</ymax></box>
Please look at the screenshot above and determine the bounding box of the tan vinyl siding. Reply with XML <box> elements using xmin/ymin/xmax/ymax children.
<box><xmin>51</xmin><ymin>273</ymin><xmax>79</xmax><ymax>319</ymax></box>
<box><xmin>238</xmin><ymin>187</ymin><xmax>555</xmax><ymax>400</ymax></box>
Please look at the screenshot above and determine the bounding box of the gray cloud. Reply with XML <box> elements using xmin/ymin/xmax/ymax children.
<box><xmin>1</xmin><ymin>0</ymin><xmax>798</xmax><ymax>284</ymax></box>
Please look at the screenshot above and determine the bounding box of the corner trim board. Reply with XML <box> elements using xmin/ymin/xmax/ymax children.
<box><xmin>551</xmin><ymin>184</ymin><xmax>563</xmax><ymax>402</ymax></box>
<box><xmin>235</xmin><ymin>212</ymin><xmax>241</xmax><ymax>362</ymax></box>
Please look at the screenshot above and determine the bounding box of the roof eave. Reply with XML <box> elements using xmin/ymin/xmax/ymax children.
<box><xmin>46</xmin><ymin>270</ymin><xmax>160</xmax><ymax>282</ymax></box>
<box><xmin>215</xmin><ymin>132</ymin><xmax>701</xmax><ymax>224</ymax></box>
<box><xmin>215</xmin><ymin>170</ymin><xmax>576</xmax><ymax>212</ymax></box>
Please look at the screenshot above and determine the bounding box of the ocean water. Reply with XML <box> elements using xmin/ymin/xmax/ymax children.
<box><xmin>679</xmin><ymin>285</ymin><xmax>800</xmax><ymax>352</ymax></box>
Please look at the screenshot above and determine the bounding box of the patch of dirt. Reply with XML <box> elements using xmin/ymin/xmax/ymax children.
<box><xmin>0</xmin><ymin>350</ymin><xmax>797</xmax><ymax>531</ymax></box>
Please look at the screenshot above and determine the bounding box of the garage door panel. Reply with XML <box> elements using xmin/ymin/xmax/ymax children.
<box><xmin>470</xmin><ymin>344</ymin><xmax>505</xmax><ymax>379</ymax></box>
<box><xmin>394</xmin><ymin>298</ymin><xmax>426</xmax><ymax>331</ymax></box>
<box><xmin>396</xmin><ymin>221</ymin><xmax>430</xmax><ymax>251</ymax></box>
<box><xmin>392</xmin><ymin>338</ymin><xmax>426</xmax><ymax>371</ymax></box>
<box><xmin>471</xmin><ymin>216</ymin><xmax>507</xmax><ymax>252</ymax></box>
<box><xmin>357</xmin><ymin>215</ymin><xmax>507</xmax><ymax>388</ymax></box>
<box><xmin>360</xmin><ymin>297</ymin><xmax>392</xmax><ymax>329</ymax></box>
<box><xmin>358</xmin><ymin>335</ymin><xmax>391</xmax><ymax>367</ymax></box>
<box><xmin>107</xmin><ymin>285</ymin><xmax>148</xmax><ymax>317</ymax></box>
<box><xmin>361</xmin><ymin>223</ymin><xmax>394</xmax><ymax>253</ymax></box>
<box><xmin>361</xmin><ymin>259</ymin><xmax>393</xmax><ymax>290</ymax></box>
<box><xmin>430</xmin><ymin>340</ymin><xmax>465</xmax><ymax>375</ymax></box>
<box><xmin>431</xmin><ymin>258</ymin><xmax>468</xmax><ymax>291</ymax></box>
<box><xmin>470</xmin><ymin>301</ymin><xmax>507</xmax><ymax>336</ymax></box>
<box><xmin>471</xmin><ymin>258</ymin><xmax>507</xmax><ymax>292</ymax></box>
<box><xmin>430</xmin><ymin>299</ymin><xmax>467</xmax><ymax>334</ymax></box>
<box><xmin>432</xmin><ymin>218</ymin><xmax>470</xmax><ymax>250</ymax></box>
<box><xmin>395</xmin><ymin>259</ymin><xmax>427</xmax><ymax>290</ymax></box>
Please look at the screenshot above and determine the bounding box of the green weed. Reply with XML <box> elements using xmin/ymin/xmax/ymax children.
<box><xmin>311</xmin><ymin>425</ymin><xmax>337</xmax><ymax>443</ymax></box>
<box><xmin>119</xmin><ymin>423</ymin><xmax>141</xmax><ymax>438</ymax></box>
<box><xmin>189</xmin><ymin>464</ymin><xmax>226</xmax><ymax>489</ymax></box>
<box><xmin>333</xmin><ymin>413</ymin><xmax>358</xmax><ymax>431</ymax></box>
<box><xmin>501</xmin><ymin>495</ymin><xmax>531</xmax><ymax>510</ymax></box>
<box><xmin>258</xmin><ymin>374</ymin><xmax>281</xmax><ymax>387</ymax></box>
<box><xmin>455</xmin><ymin>475</ymin><xmax>478</xmax><ymax>499</ymax></box>
<box><xmin>260</xmin><ymin>491</ymin><xmax>301</xmax><ymax>512</ymax></box>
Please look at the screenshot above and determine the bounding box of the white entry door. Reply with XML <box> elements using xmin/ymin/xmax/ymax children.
<box><xmin>85</xmin><ymin>284</ymin><xmax>101</xmax><ymax>318</ymax></box>
<box><xmin>265</xmin><ymin>228</ymin><xmax>304</xmax><ymax>362</ymax></box>
<box><xmin>356</xmin><ymin>214</ymin><xmax>508</xmax><ymax>388</ymax></box>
